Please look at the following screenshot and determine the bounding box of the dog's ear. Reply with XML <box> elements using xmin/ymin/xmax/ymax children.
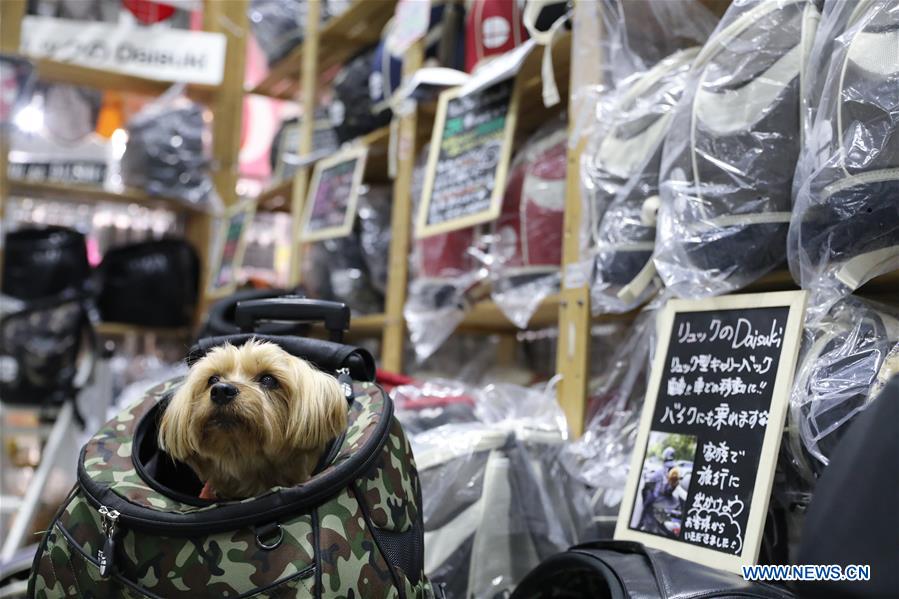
<box><xmin>159</xmin><ymin>381</ymin><xmax>198</xmax><ymax>460</ymax></box>
<box><xmin>285</xmin><ymin>358</ymin><xmax>348</xmax><ymax>450</ymax></box>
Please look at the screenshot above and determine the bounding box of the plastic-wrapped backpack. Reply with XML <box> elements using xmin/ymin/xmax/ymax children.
<box><xmin>28</xmin><ymin>299</ymin><xmax>433</xmax><ymax>598</ymax></box>
<box><xmin>304</xmin><ymin>185</ymin><xmax>392</xmax><ymax>314</ymax></box>
<box><xmin>407</xmin><ymin>382</ymin><xmax>580</xmax><ymax>599</ymax></box>
<box><xmin>586</xmin><ymin>48</ymin><xmax>697</xmax><ymax>313</ymax></box>
<box><xmin>654</xmin><ymin>0</ymin><xmax>822</xmax><ymax>298</ymax></box>
<box><xmin>788</xmin><ymin>296</ymin><xmax>899</xmax><ymax>482</ymax></box>
<box><xmin>489</xmin><ymin>118</ymin><xmax>567</xmax><ymax>328</ymax></box>
<box><xmin>788</xmin><ymin>0</ymin><xmax>899</xmax><ymax>304</ymax></box>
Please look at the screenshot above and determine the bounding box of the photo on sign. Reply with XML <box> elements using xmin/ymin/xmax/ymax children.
<box><xmin>630</xmin><ymin>431</ymin><xmax>696</xmax><ymax>540</ymax></box>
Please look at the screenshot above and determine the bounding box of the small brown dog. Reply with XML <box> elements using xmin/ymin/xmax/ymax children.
<box><xmin>159</xmin><ymin>339</ymin><xmax>347</xmax><ymax>500</ymax></box>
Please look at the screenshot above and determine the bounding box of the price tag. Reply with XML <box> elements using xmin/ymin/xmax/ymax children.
<box><xmin>416</xmin><ymin>78</ymin><xmax>517</xmax><ymax>238</ymax></box>
<box><xmin>300</xmin><ymin>146</ymin><xmax>368</xmax><ymax>242</ymax></box>
<box><xmin>615</xmin><ymin>291</ymin><xmax>807</xmax><ymax>573</ymax></box>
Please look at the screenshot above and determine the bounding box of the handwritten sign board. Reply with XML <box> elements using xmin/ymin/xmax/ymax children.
<box><xmin>615</xmin><ymin>291</ymin><xmax>807</xmax><ymax>573</ymax></box>
<box><xmin>208</xmin><ymin>197</ymin><xmax>257</xmax><ymax>296</ymax></box>
<box><xmin>300</xmin><ymin>146</ymin><xmax>368</xmax><ymax>242</ymax></box>
<box><xmin>416</xmin><ymin>78</ymin><xmax>517</xmax><ymax>238</ymax></box>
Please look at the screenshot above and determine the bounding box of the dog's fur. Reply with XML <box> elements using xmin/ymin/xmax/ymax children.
<box><xmin>159</xmin><ymin>340</ymin><xmax>347</xmax><ymax>500</ymax></box>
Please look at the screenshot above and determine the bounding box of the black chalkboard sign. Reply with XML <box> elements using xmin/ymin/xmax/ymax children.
<box><xmin>416</xmin><ymin>78</ymin><xmax>517</xmax><ymax>238</ymax></box>
<box><xmin>616</xmin><ymin>291</ymin><xmax>806</xmax><ymax>573</ymax></box>
<box><xmin>300</xmin><ymin>146</ymin><xmax>368</xmax><ymax>242</ymax></box>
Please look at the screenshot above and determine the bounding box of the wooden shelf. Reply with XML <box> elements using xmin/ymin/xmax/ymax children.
<box><xmin>246</xmin><ymin>0</ymin><xmax>396</xmax><ymax>100</ymax></box>
<box><xmin>31</xmin><ymin>58</ymin><xmax>217</xmax><ymax>103</ymax></box>
<box><xmin>7</xmin><ymin>178</ymin><xmax>207</xmax><ymax>214</ymax></box>
<box><xmin>257</xmin><ymin>178</ymin><xmax>293</xmax><ymax>212</ymax></box>
<box><xmin>96</xmin><ymin>322</ymin><xmax>192</xmax><ymax>338</ymax></box>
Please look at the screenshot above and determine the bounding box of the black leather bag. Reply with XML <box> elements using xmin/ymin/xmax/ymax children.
<box><xmin>97</xmin><ymin>239</ymin><xmax>199</xmax><ymax>327</ymax></box>
<box><xmin>2</xmin><ymin>226</ymin><xmax>90</xmax><ymax>301</ymax></box>
<box><xmin>511</xmin><ymin>541</ymin><xmax>793</xmax><ymax>599</ymax></box>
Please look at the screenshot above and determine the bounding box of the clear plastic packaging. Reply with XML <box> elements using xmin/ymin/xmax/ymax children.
<box><xmin>357</xmin><ymin>184</ymin><xmax>393</xmax><ymax>295</ymax></box>
<box><xmin>788</xmin><ymin>0</ymin><xmax>899</xmax><ymax>311</ymax></box>
<box><xmin>409</xmin><ymin>379</ymin><xmax>581</xmax><ymax>599</ymax></box>
<box><xmin>587</xmin><ymin>49</ymin><xmax>697</xmax><ymax>314</ymax></box>
<box><xmin>405</xmin><ymin>149</ymin><xmax>487</xmax><ymax>361</ymax></box>
<box><xmin>653</xmin><ymin>0</ymin><xmax>821</xmax><ymax>298</ymax></box>
<box><xmin>248</xmin><ymin>0</ymin><xmax>325</xmax><ymax>67</ymax></box>
<box><xmin>787</xmin><ymin>296</ymin><xmax>899</xmax><ymax>484</ymax></box>
<box><xmin>489</xmin><ymin>117</ymin><xmax>567</xmax><ymax>328</ymax></box>
<box><xmin>303</xmin><ymin>184</ymin><xmax>391</xmax><ymax>315</ymax></box>
<box><xmin>120</xmin><ymin>85</ymin><xmax>218</xmax><ymax>211</ymax></box>
<box><xmin>560</xmin><ymin>310</ymin><xmax>656</xmax><ymax>537</ymax></box>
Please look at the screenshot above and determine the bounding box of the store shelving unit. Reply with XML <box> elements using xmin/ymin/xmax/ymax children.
<box><xmin>0</xmin><ymin>0</ymin><xmax>249</xmax><ymax>336</ymax></box>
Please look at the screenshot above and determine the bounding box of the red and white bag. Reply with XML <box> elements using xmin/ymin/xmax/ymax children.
<box><xmin>464</xmin><ymin>0</ymin><xmax>529</xmax><ymax>73</ymax></box>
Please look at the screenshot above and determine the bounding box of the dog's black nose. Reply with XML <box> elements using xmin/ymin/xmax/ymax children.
<box><xmin>210</xmin><ymin>382</ymin><xmax>239</xmax><ymax>405</ymax></box>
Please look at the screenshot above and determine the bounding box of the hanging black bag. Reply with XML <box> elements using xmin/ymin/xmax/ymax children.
<box><xmin>97</xmin><ymin>239</ymin><xmax>199</xmax><ymax>328</ymax></box>
<box><xmin>2</xmin><ymin>226</ymin><xmax>90</xmax><ymax>301</ymax></box>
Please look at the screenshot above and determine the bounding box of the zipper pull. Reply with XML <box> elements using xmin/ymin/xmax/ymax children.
<box><xmin>97</xmin><ymin>506</ymin><xmax>120</xmax><ymax>578</ymax></box>
<box><xmin>336</xmin><ymin>368</ymin><xmax>354</xmax><ymax>404</ymax></box>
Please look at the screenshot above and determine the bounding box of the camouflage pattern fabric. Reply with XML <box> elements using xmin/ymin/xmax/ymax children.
<box><xmin>31</xmin><ymin>376</ymin><xmax>433</xmax><ymax>598</ymax></box>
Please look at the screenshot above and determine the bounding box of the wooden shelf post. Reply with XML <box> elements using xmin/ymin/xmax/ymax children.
<box><xmin>381</xmin><ymin>39</ymin><xmax>426</xmax><ymax>372</ymax></box>
<box><xmin>287</xmin><ymin>0</ymin><xmax>323</xmax><ymax>286</ymax></box>
<box><xmin>555</xmin><ymin>0</ymin><xmax>601</xmax><ymax>437</ymax></box>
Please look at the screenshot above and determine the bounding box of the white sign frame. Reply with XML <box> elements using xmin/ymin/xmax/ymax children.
<box><xmin>615</xmin><ymin>290</ymin><xmax>807</xmax><ymax>574</ymax></box>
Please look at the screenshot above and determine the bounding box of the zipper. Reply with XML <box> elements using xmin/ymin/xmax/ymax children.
<box><xmin>336</xmin><ymin>367</ymin><xmax>355</xmax><ymax>403</ymax></box>
<box><xmin>77</xmin><ymin>387</ymin><xmax>393</xmax><ymax>537</ymax></box>
<box><xmin>97</xmin><ymin>505</ymin><xmax>120</xmax><ymax>577</ymax></box>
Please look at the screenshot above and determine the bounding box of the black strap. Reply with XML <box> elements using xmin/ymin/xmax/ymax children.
<box><xmin>186</xmin><ymin>334</ymin><xmax>376</xmax><ymax>381</ymax></box>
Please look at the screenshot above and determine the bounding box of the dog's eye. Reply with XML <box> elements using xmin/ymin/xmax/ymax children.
<box><xmin>259</xmin><ymin>374</ymin><xmax>278</xmax><ymax>389</ymax></box>
<box><xmin>208</xmin><ymin>375</ymin><xmax>220</xmax><ymax>386</ymax></box>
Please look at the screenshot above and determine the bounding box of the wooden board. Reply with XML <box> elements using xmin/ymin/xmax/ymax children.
<box><xmin>615</xmin><ymin>291</ymin><xmax>808</xmax><ymax>573</ymax></box>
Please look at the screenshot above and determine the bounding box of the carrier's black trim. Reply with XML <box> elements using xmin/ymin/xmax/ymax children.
<box><xmin>76</xmin><ymin>386</ymin><xmax>394</xmax><ymax>536</ymax></box>
<box><xmin>186</xmin><ymin>334</ymin><xmax>376</xmax><ymax>381</ymax></box>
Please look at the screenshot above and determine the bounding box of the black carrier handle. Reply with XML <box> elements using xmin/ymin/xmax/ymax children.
<box><xmin>235</xmin><ymin>297</ymin><xmax>351</xmax><ymax>342</ymax></box>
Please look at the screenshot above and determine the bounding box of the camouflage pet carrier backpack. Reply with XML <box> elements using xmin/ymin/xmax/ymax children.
<box><xmin>29</xmin><ymin>299</ymin><xmax>432</xmax><ymax>598</ymax></box>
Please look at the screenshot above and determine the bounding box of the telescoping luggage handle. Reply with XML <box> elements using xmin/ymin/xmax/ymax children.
<box><xmin>235</xmin><ymin>297</ymin><xmax>351</xmax><ymax>342</ymax></box>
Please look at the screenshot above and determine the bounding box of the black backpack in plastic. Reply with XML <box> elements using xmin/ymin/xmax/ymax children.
<box><xmin>510</xmin><ymin>541</ymin><xmax>793</xmax><ymax>599</ymax></box>
<box><xmin>0</xmin><ymin>293</ymin><xmax>95</xmax><ymax>412</ymax></box>
<box><xmin>97</xmin><ymin>239</ymin><xmax>199</xmax><ymax>328</ymax></box>
<box><xmin>2</xmin><ymin>226</ymin><xmax>90</xmax><ymax>301</ymax></box>
<box><xmin>329</xmin><ymin>46</ymin><xmax>392</xmax><ymax>143</ymax></box>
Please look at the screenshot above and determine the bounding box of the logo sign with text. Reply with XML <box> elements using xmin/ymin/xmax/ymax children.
<box><xmin>21</xmin><ymin>16</ymin><xmax>226</xmax><ymax>86</ymax></box>
<box><xmin>615</xmin><ymin>291</ymin><xmax>807</xmax><ymax>574</ymax></box>
<box><xmin>416</xmin><ymin>78</ymin><xmax>517</xmax><ymax>238</ymax></box>
<box><xmin>300</xmin><ymin>146</ymin><xmax>368</xmax><ymax>242</ymax></box>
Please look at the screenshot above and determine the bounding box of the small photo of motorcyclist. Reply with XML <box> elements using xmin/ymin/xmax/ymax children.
<box><xmin>630</xmin><ymin>431</ymin><xmax>696</xmax><ymax>539</ymax></box>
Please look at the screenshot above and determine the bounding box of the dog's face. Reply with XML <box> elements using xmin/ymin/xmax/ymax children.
<box><xmin>159</xmin><ymin>340</ymin><xmax>347</xmax><ymax>498</ymax></box>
